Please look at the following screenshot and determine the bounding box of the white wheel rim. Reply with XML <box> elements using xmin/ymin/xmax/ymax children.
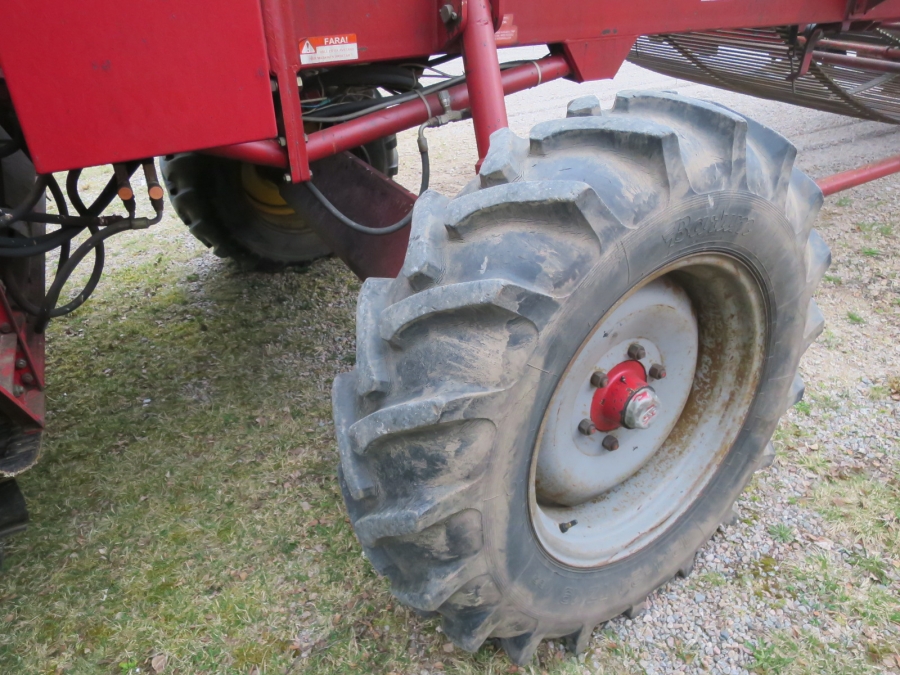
<box><xmin>530</xmin><ymin>254</ymin><xmax>767</xmax><ymax>568</ymax></box>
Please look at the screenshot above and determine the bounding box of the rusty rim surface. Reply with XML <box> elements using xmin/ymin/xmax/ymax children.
<box><xmin>530</xmin><ymin>253</ymin><xmax>766</xmax><ymax>568</ymax></box>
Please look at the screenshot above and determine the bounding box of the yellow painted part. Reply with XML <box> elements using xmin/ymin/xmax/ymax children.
<box><xmin>240</xmin><ymin>164</ymin><xmax>295</xmax><ymax>216</ymax></box>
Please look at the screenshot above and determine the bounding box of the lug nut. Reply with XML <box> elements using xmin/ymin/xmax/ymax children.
<box><xmin>590</xmin><ymin>370</ymin><xmax>609</xmax><ymax>388</ymax></box>
<box><xmin>649</xmin><ymin>364</ymin><xmax>666</xmax><ymax>379</ymax></box>
<box><xmin>578</xmin><ymin>418</ymin><xmax>597</xmax><ymax>436</ymax></box>
<box><xmin>15</xmin><ymin>359</ymin><xmax>26</xmax><ymax>370</ymax></box>
<box><xmin>12</xmin><ymin>385</ymin><xmax>23</xmax><ymax>397</ymax></box>
<box><xmin>602</xmin><ymin>434</ymin><xmax>619</xmax><ymax>451</ymax></box>
<box><xmin>559</xmin><ymin>519</ymin><xmax>578</xmax><ymax>533</ymax></box>
<box><xmin>21</xmin><ymin>373</ymin><xmax>33</xmax><ymax>385</ymax></box>
<box><xmin>627</xmin><ymin>343</ymin><xmax>646</xmax><ymax>360</ymax></box>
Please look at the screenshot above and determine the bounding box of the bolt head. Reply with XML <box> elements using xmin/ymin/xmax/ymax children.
<box><xmin>283</xmin><ymin>173</ymin><xmax>293</xmax><ymax>183</ymax></box>
<box><xmin>577</xmin><ymin>418</ymin><xmax>597</xmax><ymax>436</ymax></box>
<box><xmin>12</xmin><ymin>385</ymin><xmax>23</xmax><ymax>397</ymax></box>
<box><xmin>276</xmin><ymin>137</ymin><xmax>287</xmax><ymax>147</ymax></box>
<box><xmin>439</xmin><ymin>3</ymin><xmax>459</xmax><ymax>24</ymax></box>
<box><xmin>649</xmin><ymin>363</ymin><xmax>666</xmax><ymax>379</ymax></box>
<box><xmin>21</xmin><ymin>373</ymin><xmax>34</xmax><ymax>385</ymax></box>
<box><xmin>602</xmin><ymin>434</ymin><xmax>619</xmax><ymax>451</ymax></box>
<box><xmin>589</xmin><ymin>370</ymin><xmax>609</xmax><ymax>388</ymax></box>
<box><xmin>627</xmin><ymin>343</ymin><xmax>646</xmax><ymax>360</ymax></box>
<box><xmin>15</xmin><ymin>359</ymin><xmax>26</xmax><ymax>370</ymax></box>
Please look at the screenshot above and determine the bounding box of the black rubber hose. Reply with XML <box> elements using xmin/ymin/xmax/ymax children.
<box><xmin>303</xmin><ymin>128</ymin><xmax>430</xmax><ymax>236</ymax></box>
<box><xmin>0</xmin><ymin>228</ymin><xmax>83</xmax><ymax>256</ymax></box>
<box><xmin>66</xmin><ymin>169</ymin><xmax>89</xmax><ymax>216</ymax></box>
<box><xmin>45</xmin><ymin>174</ymin><xmax>69</xmax><ymax>217</ymax></box>
<box><xmin>34</xmin><ymin>221</ymin><xmax>129</xmax><ymax>332</ymax></box>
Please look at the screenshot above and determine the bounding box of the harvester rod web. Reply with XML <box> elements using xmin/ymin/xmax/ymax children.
<box><xmin>628</xmin><ymin>25</ymin><xmax>900</xmax><ymax>125</ymax></box>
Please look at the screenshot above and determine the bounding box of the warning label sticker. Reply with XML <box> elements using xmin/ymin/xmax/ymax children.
<box><xmin>299</xmin><ymin>34</ymin><xmax>358</xmax><ymax>65</ymax></box>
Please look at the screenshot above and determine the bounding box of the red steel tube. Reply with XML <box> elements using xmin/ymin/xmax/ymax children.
<box><xmin>206</xmin><ymin>56</ymin><xmax>571</xmax><ymax>169</ymax></box>
<box><xmin>816</xmin><ymin>154</ymin><xmax>900</xmax><ymax>196</ymax></box>
<box><xmin>461</xmin><ymin>0</ymin><xmax>509</xmax><ymax>161</ymax></box>
<box><xmin>816</xmin><ymin>38</ymin><xmax>900</xmax><ymax>60</ymax></box>
<box><xmin>205</xmin><ymin>139</ymin><xmax>290</xmax><ymax>166</ymax></box>
<box><xmin>813</xmin><ymin>50</ymin><xmax>900</xmax><ymax>74</ymax></box>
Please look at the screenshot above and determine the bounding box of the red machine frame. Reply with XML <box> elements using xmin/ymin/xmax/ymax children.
<box><xmin>3</xmin><ymin>0</ymin><xmax>900</xmax><ymax>179</ymax></box>
<box><xmin>3</xmin><ymin>0</ymin><xmax>900</xmax><ymax>436</ymax></box>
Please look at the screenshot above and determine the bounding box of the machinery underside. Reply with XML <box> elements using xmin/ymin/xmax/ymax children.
<box><xmin>628</xmin><ymin>26</ymin><xmax>900</xmax><ymax>124</ymax></box>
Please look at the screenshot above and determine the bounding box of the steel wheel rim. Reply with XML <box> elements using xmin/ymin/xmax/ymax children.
<box><xmin>530</xmin><ymin>253</ymin><xmax>767</xmax><ymax>568</ymax></box>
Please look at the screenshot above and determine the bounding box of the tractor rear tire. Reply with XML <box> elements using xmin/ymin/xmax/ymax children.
<box><xmin>332</xmin><ymin>92</ymin><xmax>828</xmax><ymax>664</ymax></box>
<box><xmin>160</xmin><ymin>135</ymin><xmax>399</xmax><ymax>269</ymax></box>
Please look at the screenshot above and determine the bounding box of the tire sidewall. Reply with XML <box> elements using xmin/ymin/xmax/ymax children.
<box><xmin>482</xmin><ymin>191</ymin><xmax>808</xmax><ymax>631</ymax></box>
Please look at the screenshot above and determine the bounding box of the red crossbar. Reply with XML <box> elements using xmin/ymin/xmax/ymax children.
<box><xmin>205</xmin><ymin>56</ymin><xmax>571</xmax><ymax>169</ymax></box>
<box><xmin>816</xmin><ymin>154</ymin><xmax>900</xmax><ymax>195</ymax></box>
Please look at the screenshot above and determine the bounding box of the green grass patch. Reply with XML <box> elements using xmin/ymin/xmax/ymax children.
<box><xmin>847</xmin><ymin>311</ymin><xmax>865</xmax><ymax>324</ymax></box>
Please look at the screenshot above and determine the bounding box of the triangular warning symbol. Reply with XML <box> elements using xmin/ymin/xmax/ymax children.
<box><xmin>301</xmin><ymin>40</ymin><xmax>316</xmax><ymax>54</ymax></box>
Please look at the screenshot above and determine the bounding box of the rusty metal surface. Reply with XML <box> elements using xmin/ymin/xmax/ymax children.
<box><xmin>278</xmin><ymin>151</ymin><xmax>414</xmax><ymax>279</ymax></box>
<box><xmin>628</xmin><ymin>26</ymin><xmax>900</xmax><ymax>124</ymax></box>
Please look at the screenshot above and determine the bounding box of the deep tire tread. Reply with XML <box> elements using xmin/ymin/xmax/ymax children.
<box><xmin>334</xmin><ymin>90</ymin><xmax>829</xmax><ymax>663</ymax></box>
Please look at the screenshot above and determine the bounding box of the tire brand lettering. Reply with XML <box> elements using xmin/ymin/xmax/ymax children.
<box><xmin>662</xmin><ymin>213</ymin><xmax>753</xmax><ymax>248</ymax></box>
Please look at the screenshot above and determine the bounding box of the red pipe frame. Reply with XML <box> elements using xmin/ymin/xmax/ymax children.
<box><xmin>206</xmin><ymin>56</ymin><xmax>571</xmax><ymax>169</ymax></box>
<box><xmin>461</xmin><ymin>0</ymin><xmax>509</xmax><ymax>162</ymax></box>
<box><xmin>206</xmin><ymin>0</ymin><xmax>900</xmax><ymax>201</ymax></box>
<box><xmin>816</xmin><ymin>154</ymin><xmax>900</xmax><ymax>195</ymax></box>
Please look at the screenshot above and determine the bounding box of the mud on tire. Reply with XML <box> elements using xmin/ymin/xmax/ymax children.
<box><xmin>333</xmin><ymin>91</ymin><xmax>829</xmax><ymax>664</ymax></box>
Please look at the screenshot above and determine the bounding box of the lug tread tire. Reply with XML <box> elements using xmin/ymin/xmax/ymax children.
<box><xmin>334</xmin><ymin>91</ymin><xmax>829</xmax><ymax>664</ymax></box>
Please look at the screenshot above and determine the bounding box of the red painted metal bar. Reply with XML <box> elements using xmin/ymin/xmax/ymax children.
<box><xmin>816</xmin><ymin>154</ymin><xmax>900</xmax><ymax>195</ymax></box>
<box><xmin>205</xmin><ymin>56</ymin><xmax>571</xmax><ymax>170</ymax></box>
<box><xmin>816</xmin><ymin>37</ymin><xmax>900</xmax><ymax>59</ymax></box>
<box><xmin>205</xmin><ymin>140</ymin><xmax>289</xmax><ymax>166</ymax></box>
<box><xmin>462</xmin><ymin>0</ymin><xmax>509</xmax><ymax>161</ymax></box>
<box><xmin>813</xmin><ymin>50</ymin><xmax>900</xmax><ymax>73</ymax></box>
<box><xmin>261</xmin><ymin>0</ymin><xmax>310</xmax><ymax>182</ymax></box>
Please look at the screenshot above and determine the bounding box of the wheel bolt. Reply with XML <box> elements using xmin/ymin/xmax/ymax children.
<box><xmin>649</xmin><ymin>363</ymin><xmax>666</xmax><ymax>379</ymax></box>
<box><xmin>627</xmin><ymin>343</ymin><xmax>646</xmax><ymax>360</ymax></box>
<box><xmin>578</xmin><ymin>418</ymin><xmax>597</xmax><ymax>436</ymax></box>
<box><xmin>21</xmin><ymin>373</ymin><xmax>33</xmax><ymax>385</ymax></box>
<box><xmin>602</xmin><ymin>434</ymin><xmax>619</xmax><ymax>451</ymax></box>
<box><xmin>12</xmin><ymin>385</ymin><xmax>23</xmax><ymax>397</ymax></box>
<box><xmin>589</xmin><ymin>370</ymin><xmax>609</xmax><ymax>388</ymax></box>
<box><xmin>15</xmin><ymin>359</ymin><xmax>26</xmax><ymax>370</ymax></box>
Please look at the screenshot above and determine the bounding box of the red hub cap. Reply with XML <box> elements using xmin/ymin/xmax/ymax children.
<box><xmin>589</xmin><ymin>360</ymin><xmax>660</xmax><ymax>431</ymax></box>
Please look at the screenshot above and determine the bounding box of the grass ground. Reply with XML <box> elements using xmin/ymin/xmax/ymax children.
<box><xmin>0</xmin><ymin>153</ymin><xmax>898</xmax><ymax>674</ymax></box>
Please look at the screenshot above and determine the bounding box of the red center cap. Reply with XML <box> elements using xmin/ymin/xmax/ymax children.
<box><xmin>589</xmin><ymin>360</ymin><xmax>659</xmax><ymax>431</ymax></box>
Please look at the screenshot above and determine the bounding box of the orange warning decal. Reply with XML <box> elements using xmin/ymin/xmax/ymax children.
<box><xmin>299</xmin><ymin>34</ymin><xmax>359</xmax><ymax>65</ymax></box>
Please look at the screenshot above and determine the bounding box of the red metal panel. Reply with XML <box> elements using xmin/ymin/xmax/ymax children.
<box><xmin>288</xmin><ymin>0</ymin><xmax>900</xmax><ymax>69</ymax></box>
<box><xmin>294</xmin><ymin>0</ymin><xmax>443</xmax><ymax>68</ymax></box>
<box><xmin>0</xmin><ymin>0</ymin><xmax>277</xmax><ymax>174</ymax></box>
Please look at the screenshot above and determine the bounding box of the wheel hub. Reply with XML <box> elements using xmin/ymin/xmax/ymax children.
<box><xmin>589</xmin><ymin>359</ymin><xmax>660</xmax><ymax>431</ymax></box>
